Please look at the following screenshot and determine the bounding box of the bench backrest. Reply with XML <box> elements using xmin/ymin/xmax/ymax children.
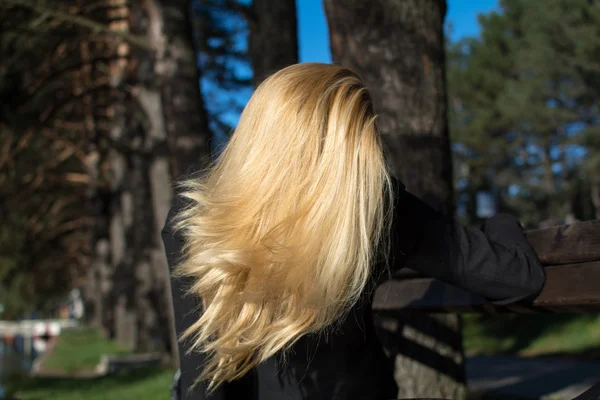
<box><xmin>373</xmin><ymin>219</ymin><xmax>600</xmax><ymax>313</ymax></box>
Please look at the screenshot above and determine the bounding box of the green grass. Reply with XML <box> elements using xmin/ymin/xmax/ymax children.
<box><xmin>463</xmin><ymin>313</ymin><xmax>600</xmax><ymax>357</ymax></box>
<box><xmin>41</xmin><ymin>327</ymin><xmax>129</xmax><ymax>374</ymax></box>
<box><xmin>7</xmin><ymin>315</ymin><xmax>600</xmax><ymax>400</ymax></box>
<box><xmin>6</xmin><ymin>327</ymin><xmax>176</xmax><ymax>400</ymax></box>
<box><xmin>15</xmin><ymin>367</ymin><xmax>176</xmax><ymax>400</ymax></box>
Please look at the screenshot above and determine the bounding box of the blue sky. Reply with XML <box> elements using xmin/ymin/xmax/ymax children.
<box><xmin>298</xmin><ymin>0</ymin><xmax>499</xmax><ymax>63</ymax></box>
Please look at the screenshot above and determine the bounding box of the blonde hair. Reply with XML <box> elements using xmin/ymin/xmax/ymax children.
<box><xmin>173</xmin><ymin>62</ymin><xmax>393</xmax><ymax>390</ymax></box>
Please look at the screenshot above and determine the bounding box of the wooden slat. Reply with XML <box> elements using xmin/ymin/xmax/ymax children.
<box><xmin>373</xmin><ymin>260</ymin><xmax>600</xmax><ymax>313</ymax></box>
<box><xmin>535</xmin><ymin>261</ymin><xmax>600</xmax><ymax>308</ymax></box>
<box><xmin>524</xmin><ymin>219</ymin><xmax>600</xmax><ymax>265</ymax></box>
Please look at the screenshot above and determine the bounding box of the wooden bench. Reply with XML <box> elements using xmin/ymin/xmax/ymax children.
<box><xmin>373</xmin><ymin>219</ymin><xmax>600</xmax><ymax>313</ymax></box>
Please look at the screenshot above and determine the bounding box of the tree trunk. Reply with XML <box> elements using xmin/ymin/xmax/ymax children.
<box><xmin>591</xmin><ymin>181</ymin><xmax>600</xmax><ymax>220</ymax></box>
<box><xmin>325</xmin><ymin>1</ymin><xmax>467</xmax><ymax>398</ymax></box>
<box><xmin>83</xmin><ymin>3</ymin><xmax>128</xmax><ymax>344</ymax></box>
<box><xmin>543</xmin><ymin>143</ymin><xmax>555</xmax><ymax>219</ymax></box>
<box><xmin>145</xmin><ymin>0</ymin><xmax>213</xmax><ymax>179</ymax></box>
<box><xmin>79</xmin><ymin>0</ymin><xmax>212</xmax><ymax>365</ymax></box>
<box><xmin>249</xmin><ymin>0</ymin><xmax>299</xmax><ymax>86</ymax></box>
<box><xmin>128</xmin><ymin>0</ymin><xmax>214</xmax><ymax>364</ymax></box>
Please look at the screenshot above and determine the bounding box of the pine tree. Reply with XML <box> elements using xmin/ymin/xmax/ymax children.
<box><xmin>0</xmin><ymin>0</ymin><xmax>93</xmax><ymax>319</ymax></box>
<box><xmin>448</xmin><ymin>0</ymin><xmax>600</xmax><ymax>226</ymax></box>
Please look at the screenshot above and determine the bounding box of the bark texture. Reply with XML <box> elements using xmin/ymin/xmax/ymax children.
<box><xmin>325</xmin><ymin>1</ymin><xmax>466</xmax><ymax>398</ymax></box>
<box><xmin>80</xmin><ymin>0</ymin><xmax>212</xmax><ymax>366</ymax></box>
<box><xmin>592</xmin><ymin>182</ymin><xmax>600</xmax><ymax>220</ymax></box>
<box><xmin>146</xmin><ymin>0</ymin><xmax>213</xmax><ymax>179</ymax></box>
<box><xmin>140</xmin><ymin>0</ymin><xmax>214</xmax><ymax>365</ymax></box>
<box><xmin>249</xmin><ymin>0</ymin><xmax>299</xmax><ymax>86</ymax></box>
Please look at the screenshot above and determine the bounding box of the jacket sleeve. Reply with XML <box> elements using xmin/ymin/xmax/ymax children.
<box><xmin>390</xmin><ymin>181</ymin><xmax>546</xmax><ymax>304</ymax></box>
<box><xmin>161</xmin><ymin>195</ymin><xmax>227</xmax><ymax>400</ymax></box>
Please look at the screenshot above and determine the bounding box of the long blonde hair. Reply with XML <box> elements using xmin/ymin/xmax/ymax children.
<box><xmin>173</xmin><ymin>62</ymin><xmax>393</xmax><ymax>389</ymax></box>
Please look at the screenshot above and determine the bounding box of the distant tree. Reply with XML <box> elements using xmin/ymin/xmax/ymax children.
<box><xmin>325</xmin><ymin>0</ymin><xmax>466</xmax><ymax>398</ymax></box>
<box><xmin>188</xmin><ymin>0</ymin><xmax>299</xmax><ymax>148</ymax></box>
<box><xmin>0</xmin><ymin>1</ymin><xmax>92</xmax><ymax>319</ymax></box>
<box><xmin>190</xmin><ymin>0</ymin><xmax>252</xmax><ymax>149</ymax></box>
<box><xmin>194</xmin><ymin>0</ymin><xmax>298</xmax><ymax>149</ymax></box>
<box><xmin>448</xmin><ymin>0</ymin><xmax>600</xmax><ymax>227</ymax></box>
<box><xmin>446</xmin><ymin>9</ymin><xmax>524</xmax><ymax>225</ymax></box>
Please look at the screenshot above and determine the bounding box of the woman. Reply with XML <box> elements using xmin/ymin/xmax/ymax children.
<box><xmin>161</xmin><ymin>63</ymin><xmax>545</xmax><ymax>400</ymax></box>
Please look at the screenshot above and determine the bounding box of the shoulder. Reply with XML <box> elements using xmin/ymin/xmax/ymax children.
<box><xmin>390</xmin><ymin>177</ymin><xmax>406</xmax><ymax>197</ymax></box>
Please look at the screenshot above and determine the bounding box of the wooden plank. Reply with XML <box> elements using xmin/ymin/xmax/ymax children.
<box><xmin>525</xmin><ymin>219</ymin><xmax>600</xmax><ymax>265</ymax></box>
<box><xmin>535</xmin><ymin>261</ymin><xmax>600</xmax><ymax>308</ymax></box>
<box><xmin>373</xmin><ymin>260</ymin><xmax>600</xmax><ymax>313</ymax></box>
<box><xmin>373</xmin><ymin>278</ymin><xmax>486</xmax><ymax>312</ymax></box>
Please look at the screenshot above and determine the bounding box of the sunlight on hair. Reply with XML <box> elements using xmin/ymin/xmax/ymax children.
<box><xmin>171</xmin><ymin>62</ymin><xmax>393</xmax><ymax>391</ymax></box>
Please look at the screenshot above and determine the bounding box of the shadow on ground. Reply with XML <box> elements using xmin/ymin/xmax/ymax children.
<box><xmin>467</xmin><ymin>355</ymin><xmax>600</xmax><ymax>399</ymax></box>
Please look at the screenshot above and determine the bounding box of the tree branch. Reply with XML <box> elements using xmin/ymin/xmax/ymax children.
<box><xmin>202</xmin><ymin>0</ymin><xmax>256</xmax><ymax>23</ymax></box>
<box><xmin>4</xmin><ymin>0</ymin><xmax>154</xmax><ymax>51</ymax></box>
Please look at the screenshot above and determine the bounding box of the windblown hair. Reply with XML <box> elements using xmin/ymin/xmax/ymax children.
<box><xmin>173</xmin><ymin>62</ymin><xmax>393</xmax><ymax>389</ymax></box>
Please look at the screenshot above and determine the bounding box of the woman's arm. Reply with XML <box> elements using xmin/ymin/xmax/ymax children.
<box><xmin>390</xmin><ymin>182</ymin><xmax>546</xmax><ymax>304</ymax></box>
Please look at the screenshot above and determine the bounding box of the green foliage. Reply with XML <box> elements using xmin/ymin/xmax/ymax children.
<box><xmin>0</xmin><ymin>2</ymin><xmax>91</xmax><ymax>318</ymax></box>
<box><xmin>448</xmin><ymin>0</ymin><xmax>600</xmax><ymax>226</ymax></box>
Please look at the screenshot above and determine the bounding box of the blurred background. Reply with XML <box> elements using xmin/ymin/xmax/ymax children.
<box><xmin>0</xmin><ymin>0</ymin><xmax>599</xmax><ymax>399</ymax></box>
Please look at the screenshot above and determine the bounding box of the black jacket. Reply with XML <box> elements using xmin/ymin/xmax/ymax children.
<box><xmin>161</xmin><ymin>180</ymin><xmax>546</xmax><ymax>400</ymax></box>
